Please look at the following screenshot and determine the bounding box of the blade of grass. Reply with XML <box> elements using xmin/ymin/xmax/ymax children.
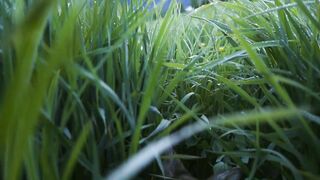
<box><xmin>62</xmin><ymin>122</ymin><xmax>92</xmax><ymax>180</ymax></box>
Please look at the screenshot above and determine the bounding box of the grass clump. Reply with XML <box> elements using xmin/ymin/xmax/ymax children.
<box><xmin>0</xmin><ymin>0</ymin><xmax>319</xmax><ymax>179</ymax></box>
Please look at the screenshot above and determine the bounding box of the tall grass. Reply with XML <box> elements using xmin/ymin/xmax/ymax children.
<box><xmin>0</xmin><ymin>0</ymin><xmax>319</xmax><ymax>179</ymax></box>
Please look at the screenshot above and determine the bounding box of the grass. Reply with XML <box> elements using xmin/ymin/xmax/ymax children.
<box><xmin>0</xmin><ymin>0</ymin><xmax>319</xmax><ymax>179</ymax></box>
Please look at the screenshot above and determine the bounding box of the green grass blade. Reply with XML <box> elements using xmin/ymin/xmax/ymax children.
<box><xmin>62</xmin><ymin>122</ymin><xmax>92</xmax><ymax>180</ymax></box>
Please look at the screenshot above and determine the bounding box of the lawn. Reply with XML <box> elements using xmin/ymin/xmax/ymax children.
<box><xmin>0</xmin><ymin>0</ymin><xmax>319</xmax><ymax>179</ymax></box>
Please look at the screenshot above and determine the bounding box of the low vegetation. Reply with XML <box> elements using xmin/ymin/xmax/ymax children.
<box><xmin>0</xmin><ymin>0</ymin><xmax>319</xmax><ymax>179</ymax></box>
